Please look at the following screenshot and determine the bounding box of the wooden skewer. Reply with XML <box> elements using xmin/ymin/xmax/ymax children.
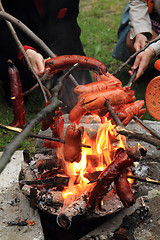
<box><xmin>0</xmin><ymin>123</ymin><xmax>91</xmax><ymax>149</ymax></box>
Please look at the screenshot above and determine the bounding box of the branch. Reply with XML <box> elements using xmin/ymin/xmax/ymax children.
<box><xmin>116</xmin><ymin>125</ymin><xmax>160</xmax><ymax>150</ymax></box>
<box><xmin>23</xmin><ymin>72</ymin><xmax>49</xmax><ymax>96</ymax></box>
<box><xmin>0</xmin><ymin>64</ymin><xmax>81</xmax><ymax>173</ymax></box>
<box><xmin>0</xmin><ymin>123</ymin><xmax>91</xmax><ymax>149</ymax></box>
<box><xmin>0</xmin><ymin>11</ymin><xmax>79</xmax><ymax>87</ymax></box>
<box><xmin>133</xmin><ymin>115</ymin><xmax>160</xmax><ymax>140</ymax></box>
<box><xmin>0</xmin><ymin>97</ymin><xmax>62</xmax><ymax>174</ymax></box>
<box><xmin>0</xmin><ymin>3</ymin><xmax>47</xmax><ymax>102</ymax></box>
<box><xmin>127</xmin><ymin>174</ymin><xmax>160</xmax><ymax>185</ymax></box>
<box><xmin>112</xmin><ymin>35</ymin><xmax>160</xmax><ymax>75</ymax></box>
<box><xmin>105</xmin><ymin>99</ymin><xmax>160</xmax><ymax>149</ymax></box>
<box><xmin>105</xmin><ymin>99</ymin><xmax>124</xmax><ymax>126</ymax></box>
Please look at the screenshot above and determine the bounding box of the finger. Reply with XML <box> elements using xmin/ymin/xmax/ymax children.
<box><xmin>35</xmin><ymin>57</ymin><xmax>45</xmax><ymax>76</ymax></box>
<box><xmin>134</xmin><ymin>42</ymin><xmax>141</xmax><ymax>52</ymax></box>
<box><xmin>136</xmin><ymin>63</ymin><xmax>146</xmax><ymax>79</ymax></box>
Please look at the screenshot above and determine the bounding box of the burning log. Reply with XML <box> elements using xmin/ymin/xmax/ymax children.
<box><xmin>40</xmin><ymin>168</ymin><xmax>63</xmax><ymax>179</ymax></box>
<box><xmin>40</xmin><ymin>190</ymin><xmax>64</xmax><ymax>206</ymax></box>
<box><xmin>113</xmin><ymin>206</ymin><xmax>150</xmax><ymax>240</ymax></box>
<box><xmin>84</xmin><ymin>171</ymin><xmax>102</xmax><ymax>182</ymax></box>
<box><xmin>20</xmin><ymin>174</ymin><xmax>70</xmax><ymax>188</ymax></box>
<box><xmin>57</xmin><ymin>192</ymin><xmax>88</xmax><ymax>229</ymax></box>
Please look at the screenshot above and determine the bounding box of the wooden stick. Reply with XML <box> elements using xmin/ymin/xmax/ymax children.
<box><xmin>105</xmin><ymin>99</ymin><xmax>124</xmax><ymax>127</ymax></box>
<box><xmin>0</xmin><ymin>11</ymin><xmax>79</xmax><ymax>87</ymax></box>
<box><xmin>0</xmin><ymin>123</ymin><xmax>91</xmax><ymax>149</ymax></box>
<box><xmin>133</xmin><ymin>115</ymin><xmax>160</xmax><ymax>140</ymax></box>
<box><xmin>116</xmin><ymin>125</ymin><xmax>160</xmax><ymax>150</ymax></box>
<box><xmin>127</xmin><ymin>174</ymin><xmax>160</xmax><ymax>185</ymax></box>
<box><xmin>0</xmin><ymin>2</ymin><xmax>47</xmax><ymax>103</ymax></box>
<box><xmin>105</xmin><ymin>99</ymin><xmax>160</xmax><ymax>149</ymax></box>
<box><xmin>126</xmin><ymin>69</ymin><xmax>137</xmax><ymax>87</ymax></box>
<box><xmin>112</xmin><ymin>35</ymin><xmax>160</xmax><ymax>76</ymax></box>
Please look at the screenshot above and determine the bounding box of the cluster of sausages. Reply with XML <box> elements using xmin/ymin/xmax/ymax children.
<box><xmin>68</xmin><ymin>73</ymin><xmax>146</xmax><ymax>125</ymax></box>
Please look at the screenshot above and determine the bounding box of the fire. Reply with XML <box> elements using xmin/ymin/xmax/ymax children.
<box><xmin>62</xmin><ymin>117</ymin><xmax>128</xmax><ymax>201</ymax></box>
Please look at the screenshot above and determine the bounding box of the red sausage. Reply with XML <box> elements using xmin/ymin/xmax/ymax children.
<box><xmin>114</xmin><ymin>170</ymin><xmax>136</xmax><ymax>208</ymax></box>
<box><xmin>87</xmin><ymin>148</ymin><xmax>135</xmax><ymax>212</ymax></box>
<box><xmin>64</xmin><ymin>124</ymin><xmax>84</xmax><ymax>163</ymax></box>
<box><xmin>8</xmin><ymin>60</ymin><xmax>26</xmax><ymax>128</ymax></box>
<box><xmin>45</xmin><ymin>55</ymin><xmax>108</xmax><ymax>76</ymax></box>
<box><xmin>74</xmin><ymin>74</ymin><xmax>122</xmax><ymax>95</ymax></box>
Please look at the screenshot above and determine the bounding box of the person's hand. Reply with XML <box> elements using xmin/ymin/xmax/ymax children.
<box><xmin>26</xmin><ymin>49</ymin><xmax>45</xmax><ymax>77</ymax></box>
<box><xmin>129</xmin><ymin>47</ymin><xmax>155</xmax><ymax>80</ymax></box>
<box><xmin>133</xmin><ymin>33</ymin><xmax>148</xmax><ymax>51</ymax></box>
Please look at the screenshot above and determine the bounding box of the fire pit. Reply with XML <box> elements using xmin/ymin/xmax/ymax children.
<box><xmin>19</xmin><ymin>113</ymin><xmax>144</xmax><ymax>231</ymax></box>
<box><xmin>14</xmin><ymin>69</ymin><xmax>159</xmax><ymax>239</ymax></box>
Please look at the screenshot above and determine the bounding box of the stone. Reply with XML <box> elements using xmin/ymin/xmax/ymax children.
<box><xmin>0</xmin><ymin>151</ymin><xmax>44</xmax><ymax>240</ymax></box>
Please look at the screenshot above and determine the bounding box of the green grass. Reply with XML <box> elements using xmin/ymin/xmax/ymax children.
<box><xmin>0</xmin><ymin>0</ymin><xmax>158</xmax><ymax>152</ymax></box>
<box><xmin>78</xmin><ymin>0</ymin><xmax>127</xmax><ymax>72</ymax></box>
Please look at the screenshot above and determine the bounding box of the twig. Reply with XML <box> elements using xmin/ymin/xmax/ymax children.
<box><xmin>0</xmin><ymin>11</ymin><xmax>79</xmax><ymax>87</ymax></box>
<box><xmin>127</xmin><ymin>174</ymin><xmax>160</xmax><ymax>185</ymax></box>
<box><xmin>0</xmin><ymin>96</ymin><xmax>62</xmax><ymax>174</ymax></box>
<box><xmin>0</xmin><ymin>123</ymin><xmax>91</xmax><ymax>148</ymax></box>
<box><xmin>116</xmin><ymin>125</ymin><xmax>160</xmax><ymax>150</ymax></box>
<box><xmin>23</xmin><ymin>72</ymin><xmax>49</xmax><ymax>96</ymax></box>
<box><xmin>105</xmin><ymin>99</ymin><xmax>124</xmax><ymax>127</ymax></box>
<box><xmin>0</xmin><ymin>3</ymin><xmax>47</xmax><ymax>103</ymax></box>
<box><xmin>105</xmin><ymin>99</ymin><xmax>160</xmax><ymax>149</ymax></box>
<box><xmin>133</xmin><ymin>115</ymin><xmax>160</xmax><ymax>140</ymax></box>
<box><xmin>51</xmin><ymin>63</ymin><xmax>80</xmax><ymax>96</ymax></box>
<box><xmin>112</xmin><ymin>35</ymin><xmax>160</xmax><ymax>75</ymax></box>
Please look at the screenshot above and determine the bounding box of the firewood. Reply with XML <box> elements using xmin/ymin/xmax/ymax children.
<box><xmin>113</xmin><ymin>206</ymin><xmax>150</xmax><ymax>240</ymax></box>
<box><xmin>84</xmin><ymin>171</ymin><xmax>102</xmax><ymax>182</ymax></box>
<box><xmin>37</xmin><ymin>158</ymin><xmax>57</xmax><ymax>172</ymax></box>
<box><xmin>20</xmin><ymin>174</ymin><xmax>70</xmax><ymax>187</ymax></box>
<box><xmin>40</xmin><ymin>190</ymin><xmax>64</xmax><ymax>206</ymax></box>
<box><xmin>57</xmin><ymin>192</ymin><xmax>88</xmax><ymax>229</ymax></box>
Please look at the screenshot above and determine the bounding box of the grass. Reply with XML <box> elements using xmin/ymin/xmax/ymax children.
<box><xmin>0</xmin><ymin>0</ymin><xmax>158</xmax><ymax>152</ymax></box>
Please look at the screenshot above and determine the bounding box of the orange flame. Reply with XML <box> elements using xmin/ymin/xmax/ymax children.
<box><xmin>62</xmin><ymin>117</ymin><xmax>128</xmax><ymax>201</ymax></box>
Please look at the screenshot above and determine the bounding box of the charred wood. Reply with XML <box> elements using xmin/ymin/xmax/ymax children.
<box><xmin>84</xmin><ymin>171</ymin><xmax>102</xmax><ymax>182</ymax></box>
<box><xmin>113</xmin><ymin>206</ymin><xmax>150</xmax><ymax>240</ymax></box>
<box><xmin>40</xmin><ymin>190</ymin><xmax>64</xmax><ymax>206</ymax></box>
<box><xmin>20</xmin><ymin>174</ymin><xmax>70</xmax><ymax>188</ymax></box>
<box><xmin>37</xmin><ymin>158</ymin><xmax>57</xmax><ymax>172</ymax></box>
